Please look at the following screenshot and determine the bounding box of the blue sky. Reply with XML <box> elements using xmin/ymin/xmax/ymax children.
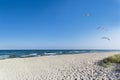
<box><xmin>0</xmin><ymin>0</ymin><xmax>119</xmax><ymax>49</ymax></box>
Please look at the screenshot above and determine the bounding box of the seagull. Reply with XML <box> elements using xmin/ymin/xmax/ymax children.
<box><xmin>97</xmin><ymin>26</ymin><xmax>102</xmax><ymax>30</ymax></box>
<box><xmin>84</xmin><ymin>13</ymin><xmax>91</xmax><ymax>17</ymax></box>
<box><xmin>97</xmin><ymin>26</ymin><xmax>108</xmax><ymax>32</ymax></box>
<box><xmin>101</xmin><ymin>37</ymin><xmax>111</xmax><ymax>41</ymax></box>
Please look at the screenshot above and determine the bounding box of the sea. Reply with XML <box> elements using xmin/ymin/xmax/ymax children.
<box><xmin>0</xmin><ymin>50</ymin><xmax>119</xmax><ymax>59</ymax></box>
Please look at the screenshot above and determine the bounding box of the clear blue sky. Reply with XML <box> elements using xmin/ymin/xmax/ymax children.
<box><xmin>0</xmin><ymin>0</ymin><xmax>119</xmax><ymax>49</ymax></box>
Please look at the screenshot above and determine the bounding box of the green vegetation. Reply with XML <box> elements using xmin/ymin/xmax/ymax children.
<box><xmin>100</xmin><ymin>54</ymin><xmax>120</xmax><ymax>67</ymax></box>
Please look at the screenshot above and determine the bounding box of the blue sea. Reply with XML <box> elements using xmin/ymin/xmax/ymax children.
<box><xmin>0</xmin><ymin>50</ymin><xmax>119</xmax><ymax>59</ymax></box>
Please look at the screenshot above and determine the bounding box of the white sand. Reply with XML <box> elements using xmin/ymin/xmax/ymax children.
<box><xmin>0</xmin><ymin>52</ymin><xmax>120</xmax><ymax>80</ymax></box>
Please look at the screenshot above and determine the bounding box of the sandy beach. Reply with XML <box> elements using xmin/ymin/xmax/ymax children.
<box><xmin>0</xmin><ymin>52</ymin><xmax>120</xmax><ymax>80</ymax></box>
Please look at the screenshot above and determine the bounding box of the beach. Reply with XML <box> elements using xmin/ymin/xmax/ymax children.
<box><xmin>0</xmin><ymin>52</ymin><xmax>120</xmax><ymax>80</ymax></box>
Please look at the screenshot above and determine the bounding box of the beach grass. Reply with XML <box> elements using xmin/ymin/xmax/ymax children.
<box><xmin>101</xmin><ymin>54</ymin><xmax>120</xmax><ymax>67</ymax></box>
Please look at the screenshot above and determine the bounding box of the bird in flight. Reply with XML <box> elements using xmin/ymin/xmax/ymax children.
<box><xmin>97</xmin><ymin>26</ymin><xmax>108</xmax><ymax>32</ymax></box>
<box><xmin>84</xmin><ymin>13</ymin><xmax>91</xmax><ymax>17</ymax></box>
<box><xmin>101</xmin><ymin>37</ymin><xmax>111</xmax><ymax>41</ymax></box>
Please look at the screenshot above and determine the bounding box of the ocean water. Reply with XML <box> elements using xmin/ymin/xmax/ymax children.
<box><xmin>0</xmin><ymin>50</ymin><xmax>119</xmax><ymax>59</ymax></box>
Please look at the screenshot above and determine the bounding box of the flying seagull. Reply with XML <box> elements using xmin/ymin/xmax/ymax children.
<box><xmin>84</xmin><ymin>13</ymin><xmax>91</xmax><ymax>17</ymax></box>
<box><xmin>97</xmin><ymin>26</ymin><xmax>108</xmax><ymax>33</ymax></box>
<box><xmin>97</xmin><ymin>26</ymin><xmax>101</xmax><ymax>30</ymax></box>
<box><xmin>101</xmin><ymin>37</ymin><xmax>111</xmax><ymax>41</ymax></box>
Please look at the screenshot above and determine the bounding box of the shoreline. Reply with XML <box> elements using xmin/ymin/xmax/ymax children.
<box><xmin>0</xmin><ymin>51</ymin><xmax>120</xmax><ymax>60</ymax></box>
<box><xmin>0</xmin><ymin>52</ymin><xmax>120</xmax><ymax>80</ymax></box>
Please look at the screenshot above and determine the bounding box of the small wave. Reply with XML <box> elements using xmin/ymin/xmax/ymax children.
<box><xmin>79</xmin><ymin>51</ymin><xmax>88</xmax><ymax>53</ymax></box>
<box><xmin>44</xmin><ymin>53</ymin><xmax>57</xmax><ymax>55</ymax></box>
<box><xmin>0</xmin><ymin>55</ymin><xmax>10</xmax><ymax>59</ymax></box>
<box><xmin>20</xmin><ymin>53</ymin><xmax>38</xmax><ymax>58</ymax></box>
<box><xmin>29</xmin><ymin>53</ymin><xmax>38</xmax><ymax>56</ymax></box>
<box><xmin>71</xmin><ymin>51</ymin><xmax>80</xmax><ymax>53</ymax></box>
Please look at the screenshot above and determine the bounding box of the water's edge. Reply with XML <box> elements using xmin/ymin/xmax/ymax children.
<box><xmin>0</xmin><ymin>50</ymin><xmax>119</xmax><ymax>59</ymax></box>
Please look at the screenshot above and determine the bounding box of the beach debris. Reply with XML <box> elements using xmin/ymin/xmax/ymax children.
<box><xmin>101</xmin><ymin>37</ymin><xmax>111</xmax><ymax>41</ymax></box>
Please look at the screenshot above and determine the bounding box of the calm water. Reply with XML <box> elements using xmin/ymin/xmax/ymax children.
<box><xmin>0</xmin><ymin>50</ymin><xmax>119</xmax><ymax>59</ymax></box>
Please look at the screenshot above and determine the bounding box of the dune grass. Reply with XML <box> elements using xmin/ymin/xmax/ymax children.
<box><xmin>101</xmin><ymin>54</ymin><xmax>120</xmax><ymax>68</ymax></box>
